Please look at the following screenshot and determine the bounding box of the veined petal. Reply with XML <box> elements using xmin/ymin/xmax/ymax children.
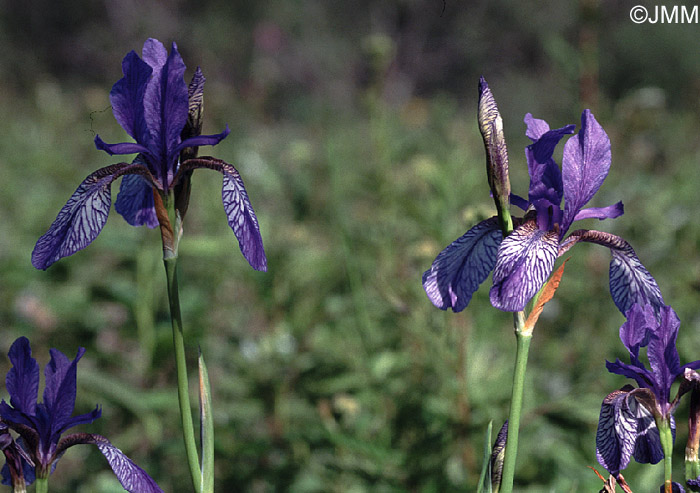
<box><xmin>180</xmin><ymin>157</ymin><xmax>266</xmax><ymax>271</ymax></box>
<box><xmin>109</xmin><ymin>51</ymin><xmax>152</xmax><ymax>145</ymax></box>
<box><xmin>422</xmin><ymin>217</ymin><xmax>502</xmax><ymax>312</ymax></box>
<box><xmin>115</xmin><ymin>174</ymin><xmax>159</xmax><ymax>228</ymax></box>
<box><xmin>572</xmin><ymin>202</ymin><xmax>624</xmax><ymax>222</ymax></box>
<box><xmin>32</xmin><ymin>163</ymin><xmax>151</xmax><ymax>270</ymax></box>
<box><xmin>56</xmin><ymin>433</ymin><xmax>163</xmax><ymax>493</ymax></box>
<box><xmin>596</xmin><ymin>387</ymin><xmax>637</xmax><ymax>475</ymax></box>
<box><xmin>141</xmin><ymin>38</ymin><xmax>168</xmax><ymax>71</ymax></box>
<box><xmin>489</xmin><ymin>220</ymin><xmax>559</xmax><ymax>312</ymax></box>
<box><xmin>561</xmin><ymin>110</ymin><xmax>612</xmax><ymax>232</ymax></box>
<box><xmin>559</xmin><ymin>230</ymin><xmax>664</xmax><ymax>316</ymax></box>
<box><xmin>628</xmin><ymin>390</ymin><xmax>665</xmax><ymax>465</ymax></box>
<box><xmin>5</xmin><ymin>338</ymin><xmax>39</xmax><ymax>416</ymax></box>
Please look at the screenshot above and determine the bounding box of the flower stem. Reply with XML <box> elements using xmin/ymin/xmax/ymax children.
<box><xmin>33</xmin><ymin>478</ymin><xmax>47</xmax><ymax>493</ymax></box>
<box><xmin>164</xmin><ymin>256</ymin><xmax>202</xmax><ymax>493</ymax></box>
<box><xmin>658</xmin><ymin>416</ymin><xmax>674</xmax><ymax>493</ymax></box>
<box><xmin>499</xmin><ymin>311</ymin><xmax>530</xmax><ymax>493</ymax></box>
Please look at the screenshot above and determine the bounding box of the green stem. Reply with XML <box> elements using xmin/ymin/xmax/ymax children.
<box><xmin>33</xmin><ymin>478</ymin><xmax>47</xmax><ymax>493</ymax></box>
<box><xmin>499</xmin><ymin>311</ymin><xmax>531</xmax><ymax>493</ymax></box>
<box><xmin>164</xmin><ymin>256</ymin><xmax>202</xmax><ymax>493</ymax></box>
<box><xmin>658</xmin><ymin>416</ymin><xmax>674</xmax><ymax>493</ymax></box>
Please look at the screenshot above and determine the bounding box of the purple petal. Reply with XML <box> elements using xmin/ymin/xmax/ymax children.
<box><xmin>572</xmin><ymin>202</ymin><xmax>624</xmax><ymax>222</ymax></box>
<box><xmin>524</xmin><ymin>113</ymin><xmax>550</xmax><ymax>142</ymax></box>
<box><xmin>94</xmin><ymin>136</ymin><xmax>151</xmax><ymax>159</ymax></box>
<box><xmin>114</xmin><ymin>173</ymin><xmax>159</xmax><ymax>228</ymax></box>
<box><xmin>606</xmin><ymin>358</ymin><xmax>653</xmax><ymax>390</ymax></box>
<box><xmin>32</xmin><ymin>164</ymin><xmax>137</xmax><ymax>270</ymax></box>
<box><xmin>619</xmin><ymin>303</ymin><xmax>655</xmax><ymax>362</ymax></box>
<box><xmin>109</xmin><ymin>51</ymin><xmax>152</xmax><ymax>145</ymax></box>
<box><xmin>174</xmin><ymin>125</ymin><xmax>230</xmax><ymax>156</ymax></box>
<box><xmin>559</xmin><ymin>230</ymin><xmax>664</xmax><ymax>316</ymax></box>
<box><xmin>629</xmin><ymin>395</ymin><xmax>665</xmax><ymax>465</ymax></box>
<box><xmin>43</xmin><ymin>348</ymin><xmax>82</xmax><ymax>430</ymax></box>
<box><xmin>141</xmin><ymin>38</ymin><xmax>168</xmax><ymax>71</ymax></box>
<box><xmin>58</xmin><ymin>433</ymin><xmax>163</xmax><ymax>493</ymax></box>
<box><xmin>5</xmin><ymin>338</ymin><xmax>39</xmax><ymax>416</ymax></box>
<box><xmin>422</xmin><ymin>217</ymin><xmax>502</xmax><ymax>312</ymax></box>
<box><xmin>561</xmin><ymin>110</ymin><xmax>612</xmax><ymax>232</ymax></box>
<box><xmin>180</xmin><ymin>157</ymin><xmax>266</xmax><ymax>271</ymax></box>
<box><xmin>596</xmin><ymin>387</ymin><xmax>637</xmax><ymax>475</ymax></box>
<box><xmin>647</xmin><ymin>306</ymin><xmax>682</xmax><ymax>406</ymax></box>
<box><xmin>489</xmin><ymin>220</ymin><xmax>559</xmax><ymax>312</ymax></box>
<box><xmin>525</xmin><ymin>125</ymin><xmax>575</xmax><ymax>209</ymax></box>
<box><xmin>509</xmin><ymin>193</ymin><xmax>529</xmax><ymax>211</ymax></box>
<box><xmin>143</xmin><ymin>42</ymin><xmax>188</xmax><ymax>186</ymax></box>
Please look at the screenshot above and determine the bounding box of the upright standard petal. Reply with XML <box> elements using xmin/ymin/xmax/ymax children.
<box><xmin>55</xmin><ymin>434</ymin><xmax>163</xmax><ymax>493</ymax></box>
<box><xmin>489</xmin><ymin>219</ymin><xmax>559</xmax><ymax>311</ymax></box>
<box><xmin>180</xmin><ymin>157</ymin><xmax>267</xmax><ymax>271</ymax></box>
<box><xmin>561</xmin><ymin>110</ymin><xmax>612</xmax><ymax>233</ymax></box>
<box><xmin>5</xmin><ymin>338</ymin><xmax>39</xmax><ymax>416</ymax></box>
<box><xmin>558</xmin><ymin>230</ymin><xmax>664</xmax><ymax>316</ymax></box>
<box><xmin>32</xmin><ymin>164</ymin><xmax>152</xmax><ymax>270</ymax></box>
<box><xmin>143</xmin><ymin>42</ymin><xmax>189</xmax><ymax>185</ymax></box>
<box><xmin>109</xmin><ymin>51</ymin><xmax>152</xmax><ymax>145</ymax></box>
<box><xmin>619</xmin><ymin>303</ymin><xmax>655</xmax><ymax>363</ymax></box>
<box><xmin>646</xmin><ymin>306</ymin><xmax>682</xmax><ymax>408</ymax></box>
<box><xmin>422</xmin><ymin>217</ymin><xmax>503</xmax><ymax>312</ymax></box>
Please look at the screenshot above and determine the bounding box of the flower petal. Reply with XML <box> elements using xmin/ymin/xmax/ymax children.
<box><xmin>43</xmin><ymin>348</ymin><xmax>81</xmax><ymax>431</ymax></box>
<box><xmin>5</xmin><ymin>338</ymin><xmax>39</xmax><ymax>416</ymax></box>
<box><xmin>572</xmin><ymin>202</ymin><xmax>624</xmax><ymax>222</ymax></box>
<box><xmin>647</xmin><ymin>306</ymin><xmax>682</xmax><ymax>407</ymax></box>
<box><xmin>56</xmin><ymin>433</ymin><xmax>163</xmax><ymax>493</ymax></box>
<box><xmin>525</xmin><ymin>125</ymin><xmax>575</xmax><ymax>207</ymax></box>
<box><xmin>94</xmin><ymin>136</ymin><xmax>151</xmax><ymax>159</ymax></box>
<box><xmin>558</xmin><ymin>230</ymin><xmax>664</xmax><ymax>316</ymax></box>
<box><xmin>629</xmin><ymin>392</ymin><xmax>665</xmax><ymax>465</ymax></box>
<box><xmin>141</xmin><ymin>38</ymin><xmax>168</xmax><ymax>71</ymax></box>
<box><xmin>174</xmin><ymin>125</ymin><xmax>230</xmax><ymax>156</ymax></box>
<box><xmin>619</xmin><ymin>303</ymin><xmax>655</xmax><ymax>363</ymax></box>
<box><xmin>32</xmin><ymin>163</ymin><xmax>149</xmax><ymax>270</ymax></box>
<box><xmin>561</xmin><ymin>110</ymin><xmax>612</xmax><ymax>232</ymax></box>
<box><xmin>109</xmin><ymin>50</ymin><xmax>152</xmax><ymax>145</ymax></box>
<box><xmin>143</xmin><ymin>42</ymin><xmax>188</xmax><ymax>185</ymax></box>
<box><xmin>524</xmin><ymin>113</ymin><xmax>550</xmax><ymax>142</ymax></box>
<box><xmin>180</xmin><ymin>157</ymin><xmax>266</xmax><ymax>271</ymax></box>
<box><xmin>489</xmin><ymin>220</ymin><xmax>559</xmax><ymax>312</ymax></box>
<box><xmin>422</xmin><ymin>217</ymin><xmax>502</xmax><ymax>312</ymax></box>
<box><xmin>596</xmin><ymin>387</ymin><xmax>637</xmax><ymax>476</ymax></box>
<box><xmin>606</xmin><ymin>358</ymin><xmax>653</xmax><ymax>390</ymax></box>
<box><xmin>114</xmin><ymin>173</ymin><xmax>159</xmax><ymax>228</ymax></box>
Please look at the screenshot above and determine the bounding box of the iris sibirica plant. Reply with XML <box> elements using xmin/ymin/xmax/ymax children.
<box><xmin>31</xmin><ymin>39</ymin><xmax>266</xmax><ymax>492</ymax></box>
<box><xmin>423</xmin><ymin>78</ymin><xmax>665</xmax><ymax>493</ymax></box>
<box><xmin>0</xmin><ymin>337</ymin><xmax>162</xmax><ymax>493</ymax></box>
<box><xmin>596</xmin><ymin>303</ymin><xmax>700</xmax><ymax>492</ymax></box>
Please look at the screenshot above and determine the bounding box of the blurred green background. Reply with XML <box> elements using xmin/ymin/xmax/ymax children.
<box><xmin>2</xmin><ymin>0</ymin><xmax>700</xmax><ymax>491</ymax></box>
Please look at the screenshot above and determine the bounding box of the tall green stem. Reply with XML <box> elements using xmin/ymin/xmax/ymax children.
<box><xmin>499</xmin><ymin>311</ymin><xmax>530</xmax><ymax>493</ymax></box>
<box><xmin>164</xmin><ymin>256</ymin><xmax>201</xmax><ymax>493</ymax></box>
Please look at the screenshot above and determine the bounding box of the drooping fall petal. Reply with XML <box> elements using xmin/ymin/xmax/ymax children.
<box><xmin>422</xmin><ymin>217</ymin><xmax>503</xmax><ymax>312</ymax></box>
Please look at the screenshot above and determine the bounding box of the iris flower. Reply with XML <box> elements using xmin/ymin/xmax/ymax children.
<box><xmin>423</xmin><ymin>107</ymin><xmax>663</xmax><ymax>314</ymax></box>
<box><xmin>0</xmin><ymin>337</ymin><xmax>162</xmax><ymax>492</ymax></box>
<box><xmin>31</xmin><ymin>38</ymin><xmax>265</xmax><ymax>271</ymax></box>
<box><xmin>596</xmin><ymin>304</ymin><xmax>700</xmax><ymax>478</ymax></box>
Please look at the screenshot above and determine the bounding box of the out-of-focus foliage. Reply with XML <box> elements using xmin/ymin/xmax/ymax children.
<box><xmin>1</xmin><ymin>1</ymin><xmax>700</xmax><ymax>491</ymax></box>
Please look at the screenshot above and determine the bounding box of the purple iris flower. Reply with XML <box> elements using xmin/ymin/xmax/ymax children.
<box><xmin>32</xmin><ymin>38</ymin><xmax>266</xmax><ymax>271</ymax></box>
<box><xmin>596</xmin><ymin>304</ymin><xmax>700</xmax><ymax>478</ymax></box>
<box><xmin>0</xmin><ymin>337</ymin><xmax>163</xmax><ymax>492</ymax></box>
<box><xmin>423</xmin><ymin>108</ymin><xmax>663</xmax><ymax>314</ymax></box>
